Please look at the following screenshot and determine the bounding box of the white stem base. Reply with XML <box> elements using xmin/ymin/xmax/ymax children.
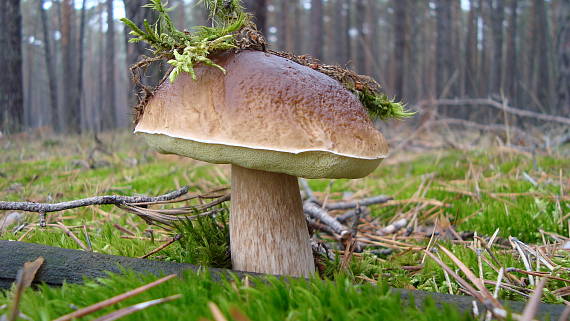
<box><xmin>230</xmin><ymin>165</ymin><xmax>315</xmax><ymax>277</ymax></box>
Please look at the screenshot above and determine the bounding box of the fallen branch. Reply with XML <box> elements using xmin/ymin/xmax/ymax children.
<box><xmin>431</xmin><ymin>118</ymin><xmax>533</xmax><ymax>142</ymax></box>
<box><xmin>378</xmin><ymin>218</ymin><xmax>408</xmax><ymax>236</ymax></box>
<box><xmin>303</xmin><ymin>201</ymin><xmax>350</xmax><ymax>239</ymax></box>
<box><xmin>336</xmin><ymin>207</ymin><xmax>370</xmax><ymax>223</ymax></box>
<box><xmin>424</xmin><ymin>98</ymin><xmax>570</xmax><ymax>126</ymax></box>
<box><xmin>323</xmin><ymin>195</ymin><xmax>392</xmax><ymax>210</ymax></box>
<box><xmin>0</xmin><ymin>187</ymin><xmax>190</xmax><ymax>213</ymax></box>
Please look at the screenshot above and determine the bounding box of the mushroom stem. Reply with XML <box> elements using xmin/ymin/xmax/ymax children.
<box><xmin>230</xmin><ymin>165</ymin><xmax>315</xmax><ymax>277</ymax></box>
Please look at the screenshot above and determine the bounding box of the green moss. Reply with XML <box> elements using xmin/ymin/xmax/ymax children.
<box><xmin>1</xmin><ymin>132</ymin><xmax>569</xmax><ymax>306</ymax></box>
<box><xmin>0</xmin><ymin>270</ymin><xmax>474</xmax><ymax>321</ymax></box>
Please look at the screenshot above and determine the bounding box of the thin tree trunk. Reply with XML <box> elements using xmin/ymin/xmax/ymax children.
<box><xmin>0</xmin><ymin>0</ymin><xmax>24</xmax><ymax>133</ymax></box>
<box><xmin>505</xmin><ymin>0</ymin><xmax>518</xmax><ymax>104</ymax></box>
<box><xmin>355</xmin><ymin>0</ymin><xmax>366</xmax><ymax>73</ymax></box>
<box><xmin>365</xmin><ymin>0</ymin><xmax>378</xmax><ymax>78</ymax></box>
<box><xmin>191</xmin><ymin>0</ymin><xmax>208</xmax><ymax>26</ymax></box>
<box><xmin>435</xmin><ymin>0</ymin><xmax>452</xmax><ymax>99</ymax></box>
<box><xmin>311</xmin><ymin>0</ymin><xmax>324</xmax><ymax>60</ymax></box>
<box><xmin>465</xmin><ymin>0</ymin><xmax>478</xmax><ymax>97</ymax></box>
<box><xmin>489</xmin><ymin>0</ymin><xmax>505</xmax><ymax>95</ymax></box>
<box><xmin>556</xmin><ymin>0</ymin><xmax>570</xmax><ymax>113</ymax></box>
<box><xmin>278</xmin><ymin>0</ymin><xmax>290</xmax><ymax>51</ymax></box>
<box><xmin>293</xmin><ymin>0</ymin><xmax>303</xmax><ymax>53</ymax></box>
<box><xmin>408</xmin><ymin>0</ymin><xmax>421</xmax><ymax>102</ymax></box>
<box><xmin>451</xmin><ymin>0</ymin><xmax>462</xmax><ymax>99</ymax></box>
<box><xmin>344</xmin><ymin>0</ymin><xmax>352</xmax><ymax>66</ymax></box>
<box><xmin>75</xmin><ymin>0</ymin><xmax>87</xmax><ymax>133</ymax></box>
<box><xmin>534</xmin><ymin>0</ymin><xmax>553</xmax><ymax>112</ymax></box>
<box><xmin>61</xmin><ymin>0</ymin><xmax>78</xmax><ymax>133</ymax></box>
<box><xmin>244</xmin><ymin>0</ymin><xmax>267</xmax><ymax>34</ymax></box>
<box><xmin>97</xmin><ymin>5</ymin><xmax>105</xmax><ymax>133</ymax></box>
<box><xmin>104</xmin><ymin>0</ymin><xmax>116</xmax><ymax>130</ymax></box>
<box><xmin>393</xmin><ymin>0</ymin><xmax>408</xmax><ymax>101</ymax></box>
<box><xmin>39</xmin><ymin>0</ymin><xmax>59</xmax><ymax>131</ymax></box>
<box><xmin>478</xmin><ymin>0</ymin><xmax>490</xmax><ymax>97</ymax></box>
<box><xmin>333</xmin><ymin>0</ymin><xmax>345</xmax><ymax>64</ymax></box>
<box><xmin>175</xmin><ymin>0</ymin><xmax>186</xmax><ymax>29</ymax></box>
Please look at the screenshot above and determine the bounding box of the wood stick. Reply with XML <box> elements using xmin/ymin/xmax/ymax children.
<box><xmin>0</xmin><ymin>186</ymin><xmax>189</xmax><ymax>213</ymax></box>
<box><xmin>53</xmin><ymin>223</ymin><xmax>89</xmax><ymax>251</ymax></box>
<box><xmin>424</xmin><ymin>98</ymin><xmax>570</xmax><ymax>125</ymax></box>
<box><xmin>336</xmin><ymin>207</ymin><xmax>370</xmax><ymax>223</ymax></box>
<box><xmin>323</xmin><ymin>195</ymin><xmax>392</xmax><ymax>210</ymax></box>
<box><xmin>138</xmin><ymin>234</ymin><xmax>181</xmax><ymax>259</ymax></box>
<box><xmin>303</xmin><ymin>201</ymin><xmax>350</xmax><ymax>239</ymax></box>
<box><xmin>507</xmin><ymin>268</ymin><xmax>570</xmax><ymax>283</ymax></box>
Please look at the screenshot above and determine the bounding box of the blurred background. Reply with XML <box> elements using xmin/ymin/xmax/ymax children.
<box><xmin>0</xmin><ymin>0</ymin><xmax>568</xmax><ymax>135</ymax></box>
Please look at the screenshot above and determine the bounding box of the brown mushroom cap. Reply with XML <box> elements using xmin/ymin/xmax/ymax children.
<box><xmin>135</xmin><ymin>50</ymin><xmax>389</xmax><ymax>178</ymax></box>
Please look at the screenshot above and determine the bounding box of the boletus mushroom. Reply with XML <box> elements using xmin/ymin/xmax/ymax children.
<box><xmin>134</xmin><ymin>50</ymin><xmax>389</xmax><ymax>277</ymax></box>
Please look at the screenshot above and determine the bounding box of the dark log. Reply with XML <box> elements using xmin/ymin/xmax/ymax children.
<box><xmin>0</xmin><ymin>240</ymin><xmax>253</xmax><ymax>289</ymax></box>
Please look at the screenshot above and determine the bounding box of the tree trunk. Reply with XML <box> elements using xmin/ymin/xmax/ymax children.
<box><xmin>393</xmin><ymin>0</ymin><xmax>408</xmax><ymax>101</ymax></box>
<box><xmin>505</xmin><ymin>0</ymin><xmax>518</xmax><ymax>104</ymax></box>
<box><xmin>311</xmin><ymin>0</ymin><xmax>324</xmax><ymax>60</ymax></box>
<box><xmin>0</xmin><ymin>0</ymin><xmax>24</xmax><ymax>133</ymax></box>
<box><xmin>344</xmin><ymin>0</ymin><xmax>352</xmax><ymax>66</ymax></box>
<box><xmin>451</xmin><ymin>0</ymin><xmax>462</xmax><ymax>99</ymax></box>
<box><xmin>191</xmin><ymin>0</ymin><xmax>208</xmax><ymax>26</ymax></box>
<box><xmin>333</xmin><ymin>0</ymin><xmax>345</xmax><ymax>64</ymax></box>
<box><xmin>407</xmin><ymin>0</ymin><xmax>421</xmax><ymax>102</ymax></box>
<box><xmin>435</xmin><ymin>0</ymin><xmax>452</xmax><ymax>98</ymax></box>
<box><xmin>39</xmin><ymin>0</ymin><xmax>59</xmax><ymax>131</ymax></box>
<box><xmin>103</xmin><ymin>0</ymin><xmax>116</xmax><ymax>131</ymax></box>
<box><xmin>123</xmin><ymin>0</ymin><xmax>162</xmax><ymax>113</ymax></box>
<box><xmin>355</xmin><ymin>0</ymin><xmax>366</xmax><ymax>74</ymax></box>
<box><xmin>175</xmin><ymin>0</ymin><xmax>186</xmax><ymax>29</ymax></box>
<box><xmin>556</xmin><ymin>0</ymin><xmax>570</xmax><ymax>114</ymax></box>
<box><xmin>489</xmin><ymin>0</ymin><xmax>505</xmax><ymax>95</ymax></box>
<box><xmin>533</xmin><ymin>0</ymin><xmax>553</xmax><ymax>113</ymax></box>
<box><xmin>243</xmin><ymin>0</ymin><xmax>267</xmax><ymax>35</ymax></box>
<box><xmin>478</xmin><ymin>0</ymin><xmax>490</xmax><ymax>97</ymax></box>
<box><xmin>365</xmin><ymin>0</ymin><xmax>378</xmax><ymax>78</ymax></box>
<box><xmin>278</xmin><ymin>0</ymin><xmax>290</xmax><ymax>51</ymax></box>
<box><xmin>76</xmin><ymin>0</ymin><xmax>87</xmax><ymax>132</ymax></box>
<box><xmin>61</xmin><ymin>0</ymin><xmax>79</xmax><ymax>133</ymax></box>
<box><xmin>465</xmin><ymin>0</ymin><xmax>478</xmax><ymax>98</ymax></box>
<box><xmin>293</xmin><ymin>0</ymin><xmax>303</xmax><ymax>53</ymax></box>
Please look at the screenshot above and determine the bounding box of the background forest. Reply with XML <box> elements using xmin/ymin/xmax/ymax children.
<box><xmin>0</xmin><ymin>0</ymin><xmax>569</xmax><ymax>134</ymax></box>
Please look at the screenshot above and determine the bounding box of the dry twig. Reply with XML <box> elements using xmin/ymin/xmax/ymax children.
<box><xmin>0</xmin><ymin>187</ymin><xmax>190</xmax><ymax>213</ymax></box>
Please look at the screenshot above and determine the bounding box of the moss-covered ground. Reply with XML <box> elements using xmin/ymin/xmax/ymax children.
<box><xmin>0</xmin><ymin>130</ymin><xmax>568</xmax><ymax>320</ymax></box>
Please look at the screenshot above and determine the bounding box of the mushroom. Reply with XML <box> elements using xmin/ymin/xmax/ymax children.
<box><xmin>134</xmin><ymin>51</ymin><xmax>388</xmax><ymax>277</ymax></box>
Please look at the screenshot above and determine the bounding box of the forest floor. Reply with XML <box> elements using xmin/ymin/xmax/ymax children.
<box><xmin>0</xmin><ymin>128</ymin><xmax>569</xmax><ymax>320</ymax></box>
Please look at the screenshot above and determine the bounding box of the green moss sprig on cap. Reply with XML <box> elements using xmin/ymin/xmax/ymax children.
<box><xmin>122</xmin><ymin>0</ymin><xmax>414</xmax><ymax>121</ymax></box>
